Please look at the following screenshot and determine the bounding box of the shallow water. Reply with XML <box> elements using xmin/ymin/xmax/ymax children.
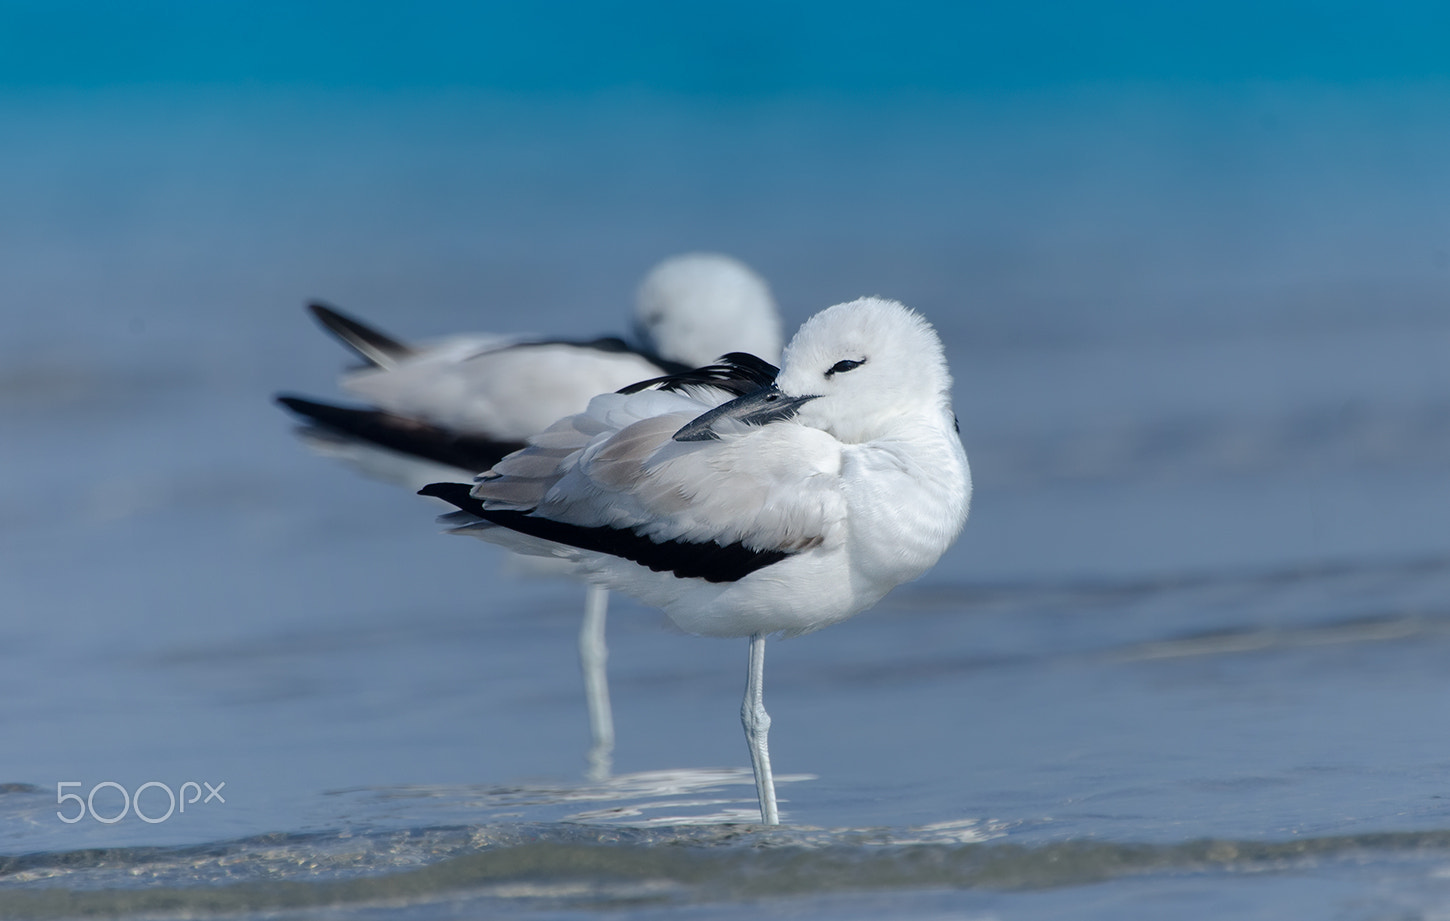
<box><xmin>5</xmin><ymin>84</ymin><xmax>1450</xmax><ymax>918</ymax></box>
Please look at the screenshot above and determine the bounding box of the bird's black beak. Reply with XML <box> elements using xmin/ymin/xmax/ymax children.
<box><xmin>673</xmin><ymin>385</ymin><xmax>819</xmax><ymax>442</ymax></box>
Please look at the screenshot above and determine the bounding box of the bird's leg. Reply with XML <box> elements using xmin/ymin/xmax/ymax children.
<box><xmin>741</xmin><ymin>632</ymin><xmax>780</xmax><ymax>824</ymax></box>
<box><xmin>579</xmin><ymin>584</ymin><xmax>614</xmax><ymax>782</ymax></box>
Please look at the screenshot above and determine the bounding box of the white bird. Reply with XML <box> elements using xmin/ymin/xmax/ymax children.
<box><xmin>276</xmin><ymin>253</ymin><xmax>783</xmax><ymax>780</ymax></box>
<box><xmin>421</xmin><ymin>297</ymin><xmax>971</xmax><ymax>823</ymax></box>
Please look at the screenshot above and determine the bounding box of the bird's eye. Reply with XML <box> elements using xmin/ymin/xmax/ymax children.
<box><xmin>825</xmin><ymin>359</ymin><xmax>865</xmax><ymax>378</ymax></box>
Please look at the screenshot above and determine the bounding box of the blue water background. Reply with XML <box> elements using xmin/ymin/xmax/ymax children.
<box><xmin>4</xmin><ymin>3</ymin><xmax>1450</xmax><ymax>917</ymax></box>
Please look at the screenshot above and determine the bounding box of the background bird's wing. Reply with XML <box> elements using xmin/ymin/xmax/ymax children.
<box><xmin>342</xmin><ymin>340</ymin><xmax>665</xmax><ymax>441</ymax></box>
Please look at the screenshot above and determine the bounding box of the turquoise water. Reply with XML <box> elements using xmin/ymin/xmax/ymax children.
<box><xmin>5</xmin><ymin>11</ymin><xmax>1450</xmax><ymax>917</ymax></box>
<box><xmin>4</xmin><ymin>2</ymin><xmax>1450</xmax><ymax>89</ymax></box>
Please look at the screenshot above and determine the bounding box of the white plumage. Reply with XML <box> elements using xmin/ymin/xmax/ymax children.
<box><xmin>282</xmin><ymin>252</ymin><xmax>782</xmax><ymax>489</ymax></box>
<box><xmin>424</xmin><ymin>297</ymin><xmax>971</xmax><ymax>823</ymax></box>
<box><xmin>277</xmin><ymin>252</ymin><xmax>783</xmax><ymax>781</ymax></box>
<box><xmin>632</xmin><ymin>251</ymin><xmax>782</xmax><ymax>368</ymax></box>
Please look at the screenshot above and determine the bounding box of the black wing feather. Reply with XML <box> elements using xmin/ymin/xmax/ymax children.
<box><xmin>308</xmin><ymin>302</ymin><xmax>413</xmax><ymax>367</ymax></box>
<box><xmin>418</xmin><ymin>482</ymin><xmax>790</xmax><ymax>583</ymax></box>
<box><xmin>277</xmin><ymin>395</ymin><xmax>523</xmax><ymax>474</ymax></box>
<box><xmin>617</xmin><ymin>352</ymin><xmax>780</xmax><ymax>396</ymax></box>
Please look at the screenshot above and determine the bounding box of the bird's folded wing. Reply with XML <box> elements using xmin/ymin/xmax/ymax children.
<box><xmin>344</xmin><ymin>340</ymin><xmax>664</xmax><ymax>441</ymax></box>
<box><xmin>472</xmin><ymin>390</ymin><xmax>845</xmax><ymax>557</ymax></box>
